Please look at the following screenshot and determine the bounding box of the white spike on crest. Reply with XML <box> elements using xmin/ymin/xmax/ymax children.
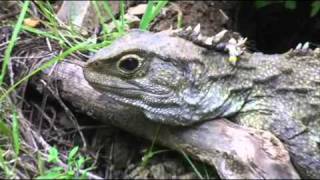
<box><xmin>295</xmin><ymin>43</ymin><xmax>302</xmax><ymax>50</ymax></box>
<box><xmin>204</xmin><ymin>36</ymin><xmax>214</xmax><ymax>45</ymax></box>
<box><xmin>213</xmin><ymin>29</ymin><xmax>228</xmax><ymax>43</ymax></box>
<box><xmin>185</xmin><ymin>26</ymin><xmax>192</xmax><ymax>31</ymax></box>
<box><xmin>302</xmin><ymin>42</ymin><xmax>309</xmax><ymax>50</ymax></box>
<box><xmin>193</xmin><ymin>23</ymin><xmax>201</xmax><ymax>35</ymax></box>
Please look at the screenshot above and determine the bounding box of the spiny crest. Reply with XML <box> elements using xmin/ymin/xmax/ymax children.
<box><xmin>176</xmin><ymin>24</ymin><xmax>226</xmax><ymax>47</ymax></box>
<box><xmin>285</xmin><ymin>41</ymin><xmax>320</xmax><ymax>59</ymax></box>
<box><xmin>171</xmin><ymin>23</ymin><xmax>248</xmax><ymax>64</ymax></box>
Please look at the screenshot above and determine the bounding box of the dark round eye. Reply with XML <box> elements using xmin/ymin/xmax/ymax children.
<box><xmin>117</xmin><ymin>54</ymin><xmax>142</xmax><ymax>73</ymax></box>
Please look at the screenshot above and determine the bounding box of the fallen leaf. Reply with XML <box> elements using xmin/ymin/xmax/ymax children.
<box><xmin>24</xmin><ymin>17</ymin><xmax>40</xmax><ymax>27</ymax></box>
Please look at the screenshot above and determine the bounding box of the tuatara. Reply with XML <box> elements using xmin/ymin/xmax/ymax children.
<box><xmin>83</xmin><ymin>29</ymin><xmax>320</xmax><ymax>178</ymax></box>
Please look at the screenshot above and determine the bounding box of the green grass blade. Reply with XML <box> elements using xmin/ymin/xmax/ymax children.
<box><xmin>0</xmin><ymin>41</ymin><xmax>91</xmax><ymax>102</ymax></box>
<box><xmin>311</xmin><ymin>1</ymin><xmax>320</xmax><ymax>17</ymax></box>
<box><xmin>35</xmin><ymin>1</ymin><xmax>60</xmax><ymax>31</ymax></box>
<box><xmin>255</xmin><ymin>1</ymin><xmax>272</xmax><ymax>8</ymax></box>
<box><xmin>0</xmin><ymin>147</ymin><xmax>14</xmax><ymax>178</ymax></box>
<box><xmin>22</xmin><ymin>26</ymin><xmax>63</xmax><ymax>42</ymax></box>
<box><xmin>92</xmin><ymin>1</ymin><xmax>110</xmax><ymax>35</ymax></box>
<box><xmin>284</xmin><ymin>0</ymin><xmax>296</xmax><ymax>10</ymax></box>
<box><xmin>151</xmin><ymin>1</ymin><xmax>168</xmax><ymax>20</ymax></box>
<box><xmin>139</xmin><ymin>1</ymin><xmax>154</xmax><ymax>30</ymax></box>
<box><xmin>12</xmin><ymin>110</ymin><xmax>20</xmax><ymax>156</ymax></box>
<box><xmin>103</xmin><ymin>1</ymin><xmax>122</xmax><ymax>33</ymax></box>
<box><xmin>120</xmin><ymin>0</ymin><xmax>125</xmax><ymax>30</ymax></box>
<box><xmin>35</xmin><ymin>1</ymin><xmax>56</xmax><ymax>23</ymax></box>
<box><xmin>202</xmin><ymin>163</ymin><xmax>210</xmax><ymax>179</ymax></box>
<box><xmin>57</xmin><ymin>30</ymin><xmax>73</xmax><ymax>48</ymax></box>
<box><xmin>180</xmin><ymin>150</ymin><xmax>203</xmax><ymax>179</ymax></box>
<box><xmin>140</xmin><ymin>1</ymin><xmax>168</xmax><ymax>30</ymax></box>
<box><xmin>37</xmin><ymin>152</ymin><xmax>45</xmax><ymax>176</ymax></box>
<box><xmin>141</xmin><ymin>125</ymin><xmax>161</xmax><ymax>167</ymax></box>
<box><xmin>0</xmin><ymin>1</ymin><xmax>30</xmax><ymax>85</ymax></box>
<box><xmin>177</xmin><ymin>12</ymin><xmax>183</xmax><ymax>28</ymax></box>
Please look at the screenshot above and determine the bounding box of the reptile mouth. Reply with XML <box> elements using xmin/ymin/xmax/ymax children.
<box><xmin>89</xmin><ymin>81</ymin><xmax>172</xmax><ymax>98</ymax></box>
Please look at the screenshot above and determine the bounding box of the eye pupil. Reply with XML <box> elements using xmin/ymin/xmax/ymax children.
<box><xmin>119</xmin><ymin>58</ymin><xmax>140</xmax><ymax>72</ymax></box>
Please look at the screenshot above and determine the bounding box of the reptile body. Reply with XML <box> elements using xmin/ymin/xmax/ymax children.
<box><xmin>84</xmin><ymin>30</ymin><xmax>320</xmax><ymax>178</ymax></box>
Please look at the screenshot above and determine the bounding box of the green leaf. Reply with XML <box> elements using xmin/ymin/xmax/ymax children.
<box><xmin>0</xmin><ymin>147</ymin><xmax>14</xmax><ymax>178</ymax></box>
<box><xmin>37</xmin><ymin>172</ymin><xmax>62</xmax><ymax>179</ymax></box>
<box><xmin>255</xmin><ymin>1</ymin><xmax>274</xmax><ymax>8</ymax></box>
<box><xmin>49</xmin><ymin>166</ymin><xmax>64</xmax><ymax>172</ymax></box>
<box><xmin>79</xmin><ymin>170</ymin><xmax>89</xmax><ymax>179</ymax></box>
<box><xmin>311</xmin><ymin>1</ymin><xmax>320</xmax><ymax>17</ymax></box>
<box><xmin>37</xmin><ymin>166</ymin><xmax>64</xmax><ymax>179</ymax></box>
<box><xmin>68</xmin><ymin>146</ymin><xmax>79</xmax><ymax>162</ymax></box>
<box><xmin>0</xmin><ymin>120</ymin><xmax>11</xmax><ymax>137</ymax></box>
<box><xmin>76</xmin><ymin>156</ymin><xmax>85</xmax><ymax>169</ymax></box>
<box><xmin>12</xmin><ymin>111</ymin><xmax>20</xmax><ymax>156</ymax></box>
<box><xmin>284</xmin><ymin>1</ymin><xmax>296</xmax><ymax>10</ymax></box>
<box><xmin>48</xmin><ymin>147</ymin><xmax>59</xmax><ymax>163</ymax></box>
<box><xmin>66</xmin><ymin>170</ymin><xmax>75</xmax><ymax>177</ymax></box>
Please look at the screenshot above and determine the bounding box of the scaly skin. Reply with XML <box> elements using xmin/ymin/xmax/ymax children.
<box><xmin>83</xmin><ymin>30</ymin><xmax>320</xmax><ymax>178</ymax></box>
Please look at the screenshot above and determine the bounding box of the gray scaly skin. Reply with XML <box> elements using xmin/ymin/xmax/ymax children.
<box><xmin>83</xmin><ymin>30</ymin><xmax>320</xmax><ymax>178</ymax></box>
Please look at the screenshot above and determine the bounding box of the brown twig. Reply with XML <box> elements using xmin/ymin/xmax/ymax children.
<box><xmin>39</xmin><ymin>78</ymin><xmax>88</xmax><ymax>150</ymax></box>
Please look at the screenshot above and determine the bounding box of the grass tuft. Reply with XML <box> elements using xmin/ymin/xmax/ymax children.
<box><xmin>0</xmin><ymin>1</ymin><xmax>30</xmax><ymax>85</ymax></box>
<box><xmin>140</xmin><ymin>1</ymin><xmax>168</xmax><ymax>30</ymax></box>
<box><xmin>0</xmin><ymin>41</ymin><xmax>91</xmax><ymax>102</ymax></box>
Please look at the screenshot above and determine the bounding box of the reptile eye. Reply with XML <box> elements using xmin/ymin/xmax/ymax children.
<box><xmin>117</xmin><ymin>54</ymin><xmax>143</xmax><ymax>73</ymax></box>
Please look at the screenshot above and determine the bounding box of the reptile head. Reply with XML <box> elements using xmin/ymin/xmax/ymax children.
<box><xmin>84</xmin><ymin>30</ymin><xmax>246</xmax><ymax>126</ymax></box>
